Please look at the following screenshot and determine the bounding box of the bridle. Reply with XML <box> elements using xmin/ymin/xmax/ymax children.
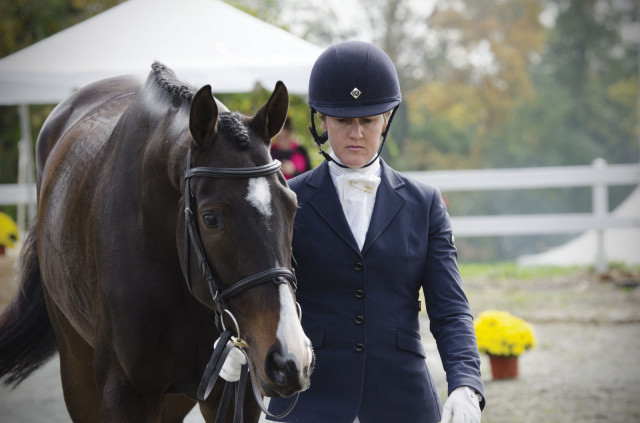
<box><xmin>182</xmin><ymin>147</ymin><xmax>300</xmax><ymax>421</ymax></box>
<box><xmin>183</xmin><ymin>148</ymin><xmax>295</xmax><ymax>310</ymax></box>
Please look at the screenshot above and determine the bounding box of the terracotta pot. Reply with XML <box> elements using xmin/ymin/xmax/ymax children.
<box><xmin>489</xmin><ymin>354</ymin><xmax>518</xmax><ymax>379</ymax></box>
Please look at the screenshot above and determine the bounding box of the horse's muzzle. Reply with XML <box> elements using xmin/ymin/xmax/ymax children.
<box><xmin>263</xmin><ymin>343</ymin><xmax>314</xmax><ymax>398</ymax></box>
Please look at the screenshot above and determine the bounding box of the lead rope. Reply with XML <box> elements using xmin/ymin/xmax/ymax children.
<box><xmin>196</xmin><ymin>328</ymin><xmax>246</xmax><ymax>423</ymax></box>
<box><xmin>197</xmin><ymin>329</ymin><xmax>300</xmax><ymax>422</ymax></box>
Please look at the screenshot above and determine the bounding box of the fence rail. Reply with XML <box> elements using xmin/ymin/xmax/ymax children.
<box><xmin>1</xmin><ymin>158</ymin><xmax>639</xmax><ymax>271</ymax></box>
<box><xmin>403</xmin><ymin>160</ymin><xmax>640</xmax><ymax>191</ymax></box>
<box><xmin>0</xmin><ymin>183</ymin><xmax>36</xmax><ymax>205</ymax></box>
<box><xmin>403</xmin><ymin>158</ymin><xmax>640</xmax><ymax>272</ymax></box>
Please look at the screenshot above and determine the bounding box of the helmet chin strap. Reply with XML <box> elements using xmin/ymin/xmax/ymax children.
<box><xmin>309</xmin><ymin>105</ymin><xmax>399</xmax><ymax>169</ymax></box>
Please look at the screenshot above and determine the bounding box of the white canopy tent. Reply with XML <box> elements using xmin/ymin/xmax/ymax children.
<box><xmin>0</xmin><ymin>0</ymin><xmax>322</xmax><ymax>104</ymax></box>
<box><xmin>0</xmin><ymin>0</ymin><xmax>322</xmax><ymax>234</ymax></box>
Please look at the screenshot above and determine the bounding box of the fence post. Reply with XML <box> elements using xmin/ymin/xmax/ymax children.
<box><xmin>592</xmin><ymin>158</ymin><xmax>608</xmax><ymax>274</ymax></box>
<box><xmin>17</xmin><ymin>104</ymin><xmax>36</xmax><ymax>237</ymax></box>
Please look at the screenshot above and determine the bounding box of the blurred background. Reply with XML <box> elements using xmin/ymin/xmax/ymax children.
<box><xmin>0</xmin><ymin>0</ymin><xmax>638</xmax><ymax>263</ymax></box>
<box><xmin>0</xmin><ymin>2</ymin><xmax>639</xmax><ymax>422</ymax></box>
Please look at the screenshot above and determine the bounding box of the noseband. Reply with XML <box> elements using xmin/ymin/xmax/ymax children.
<box><xmin>182</xmin><ymin>148</ymin><xmax>301</xmax><ymax>421</ymax></box>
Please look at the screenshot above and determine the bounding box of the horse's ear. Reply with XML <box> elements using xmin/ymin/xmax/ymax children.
<box><xmin>253</xmin><ymin>81</ymin><xmax>289</xmax><ymax>144</ymax></box>
<box><xmin>189</xmin><ymin>85</ymin><xmax>218</xmax><ymax>147</ymax></box>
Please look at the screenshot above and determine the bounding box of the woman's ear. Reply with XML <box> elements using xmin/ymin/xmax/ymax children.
<box><xmin>382</xmin><ymin>111</ymin><xmax>391</xmax><ymax>132</ymax></box>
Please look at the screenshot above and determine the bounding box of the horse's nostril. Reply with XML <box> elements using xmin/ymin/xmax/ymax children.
<box><xmin>265</xmin><ymin>346</ymin><xmax>302</xmax><ymax>391</ymax></box>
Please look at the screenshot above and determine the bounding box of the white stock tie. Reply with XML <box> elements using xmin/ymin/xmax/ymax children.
<box><xmin>329</xmin><ymin>154</ymin><xmax>381</xmax><ymax>251</ymax></box>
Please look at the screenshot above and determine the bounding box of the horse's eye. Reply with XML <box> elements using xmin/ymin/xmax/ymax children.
<box><xmin>202</xmin><ymin>212</ymin><xmax>222</xmax><ymax>229</ymax></box>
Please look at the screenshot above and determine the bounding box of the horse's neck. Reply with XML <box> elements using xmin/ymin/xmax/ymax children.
<box><xmin>138</xmin><ymin>129</ymin><xmax>188</xmax><ymax>239</ymax></box>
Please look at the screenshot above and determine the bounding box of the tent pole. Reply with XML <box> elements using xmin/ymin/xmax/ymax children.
<box><xmin>17</xmin><ymin>104</ymin><xmax>35</xmax><ymax>236</ymax></box>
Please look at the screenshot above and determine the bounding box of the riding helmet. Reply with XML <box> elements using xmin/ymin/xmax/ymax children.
<box><xmin>308</xmin><ymin>41</ymin><xmax>402</xmax><ymax>118</ymax></box>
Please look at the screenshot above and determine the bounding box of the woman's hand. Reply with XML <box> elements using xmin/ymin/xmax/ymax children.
<box><xmin>440</xmin><ymin>386</ymin><xmax>481</xmax><ymax>423</ymax></box>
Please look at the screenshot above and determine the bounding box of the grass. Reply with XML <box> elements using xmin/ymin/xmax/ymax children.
<box><xmin>453</xmin><ymin>261</ymin><xmax>640</xmax><ymax>323</ymax></box>
<box><xmin>421</xmin><ymin>261</ymin><xmax>640</xmax><ymax>320</ymax></box>
<box><xmin>459</xmin><ymin>261</ymin><xmax>640</xmax><ymax>281</ymax></box>
<box><xmin>458</xmin><ymin>262</ymin><xmax>584</xmax><ymax>281</ymax></box>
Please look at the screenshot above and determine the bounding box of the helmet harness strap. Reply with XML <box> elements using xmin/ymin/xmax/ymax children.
<box><xmin>309</xmin><ymin>105</ymin><xmax>399</xmax><ymax>169</ymax></box>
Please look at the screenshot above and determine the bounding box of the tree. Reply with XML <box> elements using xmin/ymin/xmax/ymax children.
<box><xmin>543</xmin><ymin>0</ymin><xmax>639</xmax><ymax>164</ymax></box>
<box><xmin>402</xmin><ymin>0</ymin><xmax>547</xmax><ymax>170</ymax></box>
<box><xmin>0</xmin><ymin>0</ymin><xmax>126</xmax><ymax>189</ymax></box>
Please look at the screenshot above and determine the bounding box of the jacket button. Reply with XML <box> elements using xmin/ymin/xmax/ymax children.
<box><xmin>354</xmin><ymin>315</ymin><xmax>365</xmax><ymax>325</ymax></box>
<box><xmin>354</xmin><ymin>342</ymin><xmax>365</xmax><ymax>352</ymax></box>
<box><xmin>354</xmin><ymin>289</ymin><xmax>365</xmax><ymax>299</ymax></box>
<box><xmin>353</xmin><ymin>261</ymin><xmax>364</xmax><ymax>271</ymax></box>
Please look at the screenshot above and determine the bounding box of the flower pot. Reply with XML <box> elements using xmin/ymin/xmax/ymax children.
<box><xmin>489</xmin><ymin>354</ymin><xmax>518</xmax><ymax>380</ymax></box>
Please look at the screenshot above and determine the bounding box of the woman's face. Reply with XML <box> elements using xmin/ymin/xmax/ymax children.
<box><xmin>322</xmin><ymin>114</ymin><xmax>388</xmax><ymax>168</ymax></box>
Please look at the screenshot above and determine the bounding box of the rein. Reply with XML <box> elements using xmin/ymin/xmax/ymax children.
<box><xmin>182</xmin><ymin>148</ymin><xmax>300</xmax><ymax>422</ymax></box>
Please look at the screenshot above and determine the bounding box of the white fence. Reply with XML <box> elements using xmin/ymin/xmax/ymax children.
<box><xmin>404</xmin><ymin>158</ymin><xmax>640</xmax><ymax>272</ymax></box>
<box><xmin>1</xmin><ymin>158</ymin><xmax>639</xmax><ymax>271</ymax></box>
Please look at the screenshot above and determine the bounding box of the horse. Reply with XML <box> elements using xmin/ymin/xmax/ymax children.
<box><xmin>0</xmin><ymin>62</ymin><xmax>314</xmax><ymax>422</ymax></box>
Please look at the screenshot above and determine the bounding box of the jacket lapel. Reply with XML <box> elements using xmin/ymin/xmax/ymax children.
<box><xmin>362</xmin><ymin>160</ymin><xmax>405</xmax><ymax>255</ymax></box>
<box><xmin>304</xmin><ymin>160</ymin><xmax>406</xmax><ymax>256</ymax></box>
<box><xmin>305</xmin><ymin>162</ymin><xmax>361</xmax><ymax>253</ymax></box>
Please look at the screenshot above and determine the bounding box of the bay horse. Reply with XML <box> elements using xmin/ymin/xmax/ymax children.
<box><xmin>0</xmin><ymin>62</ymin><xmax>313</xmax><ymax>422</ymax></box>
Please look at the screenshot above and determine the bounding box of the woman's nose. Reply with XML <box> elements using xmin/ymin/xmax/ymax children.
<box><xmin>348</xmin><ymin>121</ymin><xmax>363</xmax><ymax>138</ymax></box>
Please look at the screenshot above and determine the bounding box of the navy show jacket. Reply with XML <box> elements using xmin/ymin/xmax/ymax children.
<box><xmin>268</xmin><ymin>160</ymin><xmax>484</xmax><ymax>423</ymax></box>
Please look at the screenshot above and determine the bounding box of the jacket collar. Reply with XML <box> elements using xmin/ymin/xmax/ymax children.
<box><xmin>305</xmin><ymin>160</ymin><xmax>405</xmax><ymax>256</ymax></box>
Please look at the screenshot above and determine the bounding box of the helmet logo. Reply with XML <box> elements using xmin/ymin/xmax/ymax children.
<box><xmin>350</xmin><ymin>87</ymin><xmax>362</xmax><ymax>99</ymax></box>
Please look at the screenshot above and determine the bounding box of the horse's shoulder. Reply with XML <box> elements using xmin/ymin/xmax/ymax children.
<box><xmin>36</xmin><ymin>76</ymin><xmax>143</xmax><ymax>172</ymax></box>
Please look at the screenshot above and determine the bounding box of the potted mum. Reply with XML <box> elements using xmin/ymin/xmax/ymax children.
<box><xmin>0</xmin><ymin>212</ymin><xmax>18</xmax><ymax>256</ymax></box>
<box><xmin>474</xmin><ymin>310</ymin><xmax>536</xmax><ymax>380</ymax></box>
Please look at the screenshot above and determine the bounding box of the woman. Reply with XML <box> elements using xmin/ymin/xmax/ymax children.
<box><xmin>223</xmin><ymin>41</ymin><xmax>485</xmax><ymax>423</ymax></box>
<box><xmin>270</xmin><ymin>117</ymin><xmax>311</xmax><ymax>179</ymax></box>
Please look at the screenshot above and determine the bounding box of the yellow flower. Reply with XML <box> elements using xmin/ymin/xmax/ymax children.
<box><xmin>474</xmin><ymin>310</ymin><xmax>536</xmax><ymax>357</ymax></box>
<box><xmin>0</xmin><ymin>212</ymin><xmax>19</xmax><ymax>248</ymax></box>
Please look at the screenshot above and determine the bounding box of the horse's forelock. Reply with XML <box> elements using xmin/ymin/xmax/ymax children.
<box><xmin>217</xmin><ymin>112</ymin><xmax>251</xmax><ymax>149</ymax></box>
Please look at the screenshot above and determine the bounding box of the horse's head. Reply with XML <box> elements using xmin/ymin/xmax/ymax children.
<box><xmin>181</xmin><ymin>81</ymin><xmax>313</xmax><ymax>398</ymax></box>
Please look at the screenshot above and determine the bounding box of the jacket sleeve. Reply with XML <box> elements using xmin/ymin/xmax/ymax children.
<box><xmin>421</xmin><ymin>188</ymin><xmax>486</xmax><ymax>409</ymax></box>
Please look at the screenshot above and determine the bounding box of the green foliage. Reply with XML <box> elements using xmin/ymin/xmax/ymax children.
<box><xmin>459</xmin><ymin>261</ymin><xmax>583</xmax><ymax>280</ymax></box>
<box><xmin>0</xmin><ymin>0</ymin><xmax>125</xmax><ymax>58</ymax></box>
<box><xmin>223</xmin><ymin>0</ymin><xmax>283</xmax><ymax>26</ymax></box>
<box><xmin>0</xmin><ymin>106</ymin><xmax>20</xmax><ymax>184</ymax></box>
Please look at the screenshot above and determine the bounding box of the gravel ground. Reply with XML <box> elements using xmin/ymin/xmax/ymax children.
<box><xmin>1</xmin><ymin>253</ymin><xmax>639</xmax><ymax>422</ymax></box>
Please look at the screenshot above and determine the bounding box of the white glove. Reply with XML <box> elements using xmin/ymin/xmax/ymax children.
<box><xmin>440</xmin><ymin>386</ymin><xmax>481</xmax><ymax>423</ymax></box>
<box><xmin>213</xmin><ymin>339</ymin><xmax>247</xmax><ymax>382</ymax></box>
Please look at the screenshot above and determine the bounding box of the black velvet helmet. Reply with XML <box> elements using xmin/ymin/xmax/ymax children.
<box><xmin>308</xmin><ymin>41</ymin><xmax>402</xmax><ymax>118</ymax></box>
<box><xmin>307</xmin><ymin>41</ymin><xmax>402</xmax><ymax>167</ymax></box>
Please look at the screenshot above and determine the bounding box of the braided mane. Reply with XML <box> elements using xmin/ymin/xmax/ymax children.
<box><xmin>151</xmin><ymin>61</ymin><xmax>195</xmax><ymax>101</ymax></box>
<box><xmin>150</xmin><ymin>62</ymin><xmax>251</xmax><ymax>148</ymax></box>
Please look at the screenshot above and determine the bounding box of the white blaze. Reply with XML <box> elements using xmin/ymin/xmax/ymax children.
<box><xmin>277</xmin><ymin>283</ymin><xmax>313</xmax><ymax>386</ymax></box>
<box><xmin>246</xmin><ymin>177</ymin><xmax>272</xmax><ymax>217</ymax></box>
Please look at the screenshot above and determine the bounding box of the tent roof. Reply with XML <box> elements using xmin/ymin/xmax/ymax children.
<box><xmin>0</xmin><ymin>0</ymin><xmax>323</xmax><ymax>105</ymax></box>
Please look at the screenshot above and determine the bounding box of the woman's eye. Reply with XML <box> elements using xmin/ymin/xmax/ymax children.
<box><xmin>202</xmin><ymin>212</ymin><xmax>221</xmax><ymax>228</ymax></box>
